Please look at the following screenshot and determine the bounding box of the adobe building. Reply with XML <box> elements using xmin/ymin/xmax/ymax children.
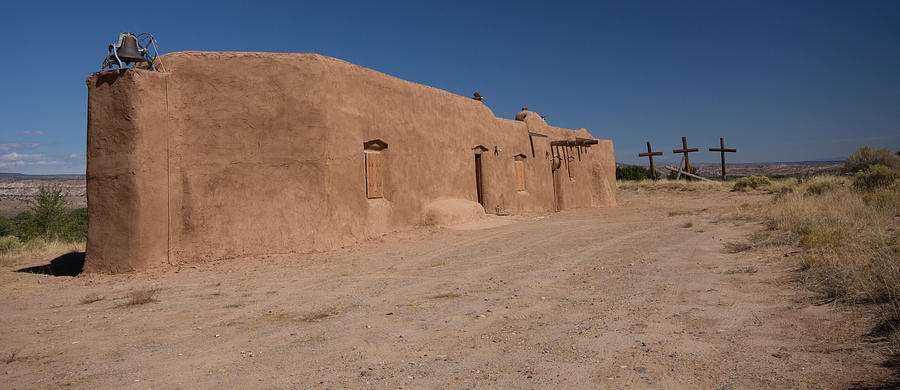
<box><xmin>85</xmin><ymin>52</ymin><xmax>616</xmax><ymax>273</ymax></box>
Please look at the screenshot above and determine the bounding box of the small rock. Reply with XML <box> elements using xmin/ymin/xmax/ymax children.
<box><xmin>634</xmin><ymin>367</ymin><xmax>647</xmax><ymax>374</ymax></box>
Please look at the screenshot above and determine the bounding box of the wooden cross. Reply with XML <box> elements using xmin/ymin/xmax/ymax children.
<box><xmin>708</xmin><ymin>137</ymin><xmax>737</xmax><ymax>180</ymax></box>
<box><xmin>672</xmin><ymin>137</ymin><xmax>699</xmax><ymax>180</ymax></box>
<box><xmin>638</xmin><ymin>141</ymin><xmax>663</xmax><ymax>180</ymax></box>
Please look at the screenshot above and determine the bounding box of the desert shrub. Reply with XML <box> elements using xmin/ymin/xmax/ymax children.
<box><xmin>798</xmin><ymin>227</ymin><xmax>843</xmax><ymax>249</ymax></box>
<box><xmin>863</xmin><ymin>190</ymin><xmax>900</xmax><ymax>216</ymax></box>
<box><xmin>769</xmin><ymin>184</ymin><xmax>794</xmax><ymax>195</ymax></box>
<box><xmin>732</xmin><ymin>176</ymin><xmax>771</xmax><ymax>191</ymax></box>
<box><xmin>118</xmin><ymin>289</ymin><xmax>160</xmax><ymax>307</ymax></box>
<box><xmin>843</xmin><ymin>146</ymin><xmax>900</xmax><ymax>173</ymax></box>
<box><xmin>852</xmin><ymin>165</ymin><xmax>900</xmax><ymax>192</ymax></box>
<box><xmin>757</xmin><ymin>174</ymin><xmax>900</xmax><ymax>347</ymax></box>
<box><xmin>0</xmin><ymin>236</ymin><xmax>23</xmax><ymax>254</ymax></box>
<box><xmin>767</xmin><ymin>181</ymin><xmax>796</xmax><ymax>201</ymax></box>
<box><xmin>66</xmin><ymin>208</ymin><xmax>88</xmax><ymax>241</ymax></box>
<box><xmin>616</xmin><ymin>165</ymin><xmax>655</xmax><ymax>181</ymax></box>
<box><xmin>0</xmin><ymin>217</ymin><xmax>15</xmax><ymax>237</ymax></box>
<box><xmin>805</xmin><ymin>180</ymin><xmax>839</xmax><ymax>196</ymax></box>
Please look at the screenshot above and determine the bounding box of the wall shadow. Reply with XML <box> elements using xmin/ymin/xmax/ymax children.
<box><xmin>16</xmin><ymin>252</ymin><xmax>85</xmax><ymax>277</ymax></box>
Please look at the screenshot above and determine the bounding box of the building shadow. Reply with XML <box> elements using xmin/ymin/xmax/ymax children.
<box><xmin>16</xmin><ymin>252</ymin><xmax>85</xmax><ymax>277</ymax></box>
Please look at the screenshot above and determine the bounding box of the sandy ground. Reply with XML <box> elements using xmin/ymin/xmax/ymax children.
<box><xmin>1</xmin><ymin>188</ymin><xmax>895</xmax><ymax>389</ymax></box>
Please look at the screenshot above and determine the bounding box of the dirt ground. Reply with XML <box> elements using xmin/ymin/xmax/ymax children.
<box><xmin>1</xmin><ymin>188</ymin><xmax>896</xmax><ymax>389</ymax></box>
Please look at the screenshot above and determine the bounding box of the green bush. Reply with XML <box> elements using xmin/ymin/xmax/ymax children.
<box><xmin>3</xmin><ymin>185</ymin><xmax>88</xmax><ymax>242</ymax></box>
<box><xmin>844</xmin><ymin>146</ymin><xmax>900</xmax><ymax>173</ymax></box>
<box><xmin>67</xmin><ymin>208</ymin><xmax>88</xmax><ymax>241</ymax></box>
<box><xmin>853</xmin><ymin>165</ymin><xmax>900</xmax><ymax>192</ymax></box>
<box><xmin>806</xmin><ymin>180</ymin><xmax>839</xmax><ymax>196</ymax></box>
<box><xmin>616</xmin><ymin>165</ymin><xmax>657</xmax><ymax>181</ymax></box>
<box><xmin>0</xmin><ymin>217</ymin><xmax>15</xmax><ymax>237</ymax></box>
<box><xmin>732</xmin><ymin>176</ymin><xmax>771</xmax><ymax>191</ymax></box>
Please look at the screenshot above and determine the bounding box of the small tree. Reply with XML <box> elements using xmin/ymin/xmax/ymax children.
<box><xmin>844</xmin><ymin>146</ymin><xmax>900</xmax><ymax>173</ymax></box>
<box><xmin>25</xmin><ymin>185</ymin><xmax>70</xmax><ymax>241</ymax></box>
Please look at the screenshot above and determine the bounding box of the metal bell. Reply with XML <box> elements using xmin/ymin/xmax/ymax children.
<box><xmin>115</xmin><ymin>34</ymin><xmax>146</xmax><ymax>63</ymax></box>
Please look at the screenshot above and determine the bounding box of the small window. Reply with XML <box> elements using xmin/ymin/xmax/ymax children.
<box><xmin>514</xmin><ymin>153</ymin><xmax>527</xmax><ymax>191</ymax></box>
<box><xmin>364</xmin><ymin>139</ymin><xmax>388</xmax><ymax>199</ymax></box>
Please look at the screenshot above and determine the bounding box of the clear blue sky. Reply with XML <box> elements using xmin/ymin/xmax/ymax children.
<box><xmin>1</xmin><ymin>1</ymin><xmax>898</xmax><ymax>173</ymax></box>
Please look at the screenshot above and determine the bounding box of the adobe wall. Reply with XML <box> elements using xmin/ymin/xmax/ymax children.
<box><xmin>84</xmin><ymin>70</ymin><xmax>169</xmax><ymax>272</ymax></box>
<box><xmin>85</xmin><ymin>51</ymin><xmax>615</xmax><ymax>272</ymax></box>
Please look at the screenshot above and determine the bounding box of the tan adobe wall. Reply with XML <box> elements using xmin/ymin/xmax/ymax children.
<box><xmin>85</xmin><ymin>70</ymin><xmax>169</xmax><ymax>272</ymax></box>
<box><xmin>85</xmin><ymin>52</ymin><xmax>615</xmax><ymax>272</ymax></box>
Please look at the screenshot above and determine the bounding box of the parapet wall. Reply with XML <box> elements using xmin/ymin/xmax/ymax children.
<box><xmin>85</xmin><ymin>51</ymin><xmax>615</xmax><ymax>272</ymax></box>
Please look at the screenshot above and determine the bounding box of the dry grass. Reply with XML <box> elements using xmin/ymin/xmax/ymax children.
<box><xmin>226</xmin><ymin>305</ymin><xmax>359</xmax><ymax>329</ymax></box>
<box><xmin>617</xmin><ymin>179</ymin><xmax>730</xmax><ymax>192</ymax></box>
<box><xmin>0</xmin><ymin>238</ymin><xmax>85</xmax><ymax>266</ymax></box>
<box><xmin>429</xmin><ymin>292</ymin><xmax>461</xmax><ymax>300</ymax></box>
<box><xmin>300</xmin><ymin>305</ymin><xmax>358</xmax><ymax>322</ymax></box>
<box><xmin>750</xmin><ymin>174</ymin><xmax>900</xmax><ymax>347</ymax></box>
<box><xmin>405</xmin><ymin>292</ymin><xmax>462</xmax><ymax>308</ymax></box>
<box><xmin>724</xmin><ymin>241</ymin><xmax>753</xmax><ymax>253</ymax></box>
<box><xmin>80</xmin><ymin>293</ymin><xmax>105</xmax><ymax>304</ymax></box>
<box><xmin>118</xmin><ymin>289</ymin><xmax>160</xmax><ymax>307</ymax></box>
<box><xmin>5</xmin><ymin>350</ymin><xmax>18</xmax><ymax>364</ymax></box>
<box><xmin>724</xmin><ymin>265</ymin><xmax>758</xmax><ymax>275</ymax></box>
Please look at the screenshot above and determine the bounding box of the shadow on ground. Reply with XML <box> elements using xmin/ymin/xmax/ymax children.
<box><xmin>16</xmin><ymin>252</ymin><xmax>85</xmax><ymax>277</ymax></box>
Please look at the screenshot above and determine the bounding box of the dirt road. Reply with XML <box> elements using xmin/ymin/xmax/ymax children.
<box><xmin>0</xmin><ymin>188</ymin><xmax>893</xmax><ymax>389</ymax></box>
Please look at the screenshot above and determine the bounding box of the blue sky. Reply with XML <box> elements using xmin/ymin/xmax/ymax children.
<box><xmin>1</xmin><ymin>1</ymin><xmax>898</xmax><ymax>173</ymax></box>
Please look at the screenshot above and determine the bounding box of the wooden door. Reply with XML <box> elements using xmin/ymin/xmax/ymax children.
<box><xmin>365</xmin><ymin>152</ymin><xmax>384</xmax><ymax>198</ymax></box>
<box><xmin>475</xmin><ymin>154</ymin><xmax>484</xmax><ymax>207</ymax></box>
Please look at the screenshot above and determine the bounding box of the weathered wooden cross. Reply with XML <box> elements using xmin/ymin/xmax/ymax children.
<box><xmin>672</xmin><ymin>137</ymin><xmax>699</xmax><ymax>180</ymax></box>
<box><xmin>638</xmin><ymin>141</ymin><xmax>663</xmax><ymax>180</ymax></box>
<box><xmin>708</xmin><ymin>137</ymin><xmax>737</xmax><ymax>180</ymax></box>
